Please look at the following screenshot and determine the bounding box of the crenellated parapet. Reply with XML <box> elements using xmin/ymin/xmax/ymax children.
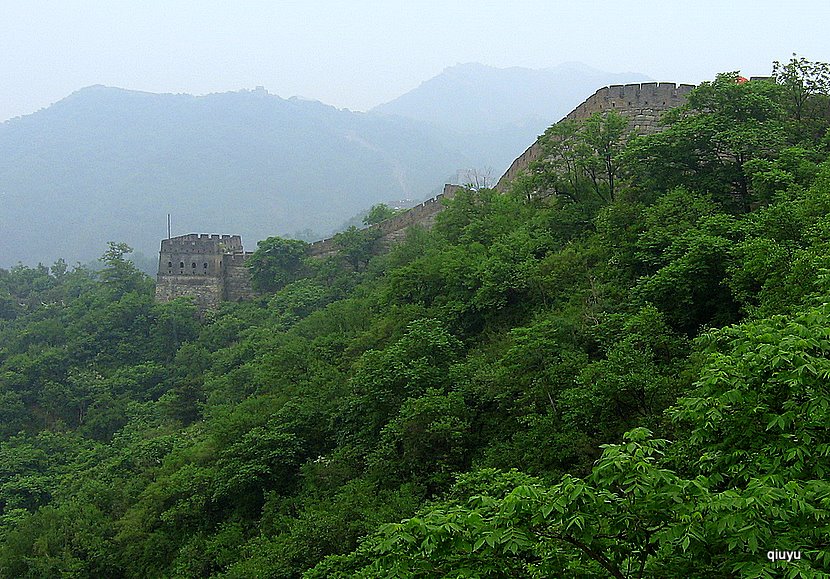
<box><xmin>155</xmin><ymin>234</ymin><xmax>254</xmax><ymax>310</ymax></box>
<box><xmin>564</xmin><ymin>82</ymin><xmax>694</xmax><ymax>122</ymax></box>
<box><xmin>160</xmin><ymin>233</ymin><xmax>243</xmax><ymax>254</ymax></box>
<box><xmin>496</xmin><ymin>82</ymin><xmax>694</xmax><ymax>189</ymax></box>
<box><xmin>307</xmin><ymin>184</ymin><xmax>462</xmax><ymax>258</ymax></box>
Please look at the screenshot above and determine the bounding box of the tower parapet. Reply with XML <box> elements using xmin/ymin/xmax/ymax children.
<box><xmin>155</xmin><ymin>233</ymin><xmax>254</xmax><ymax>310</ymax></box>
<box><xmin>160</xmin><ymin>233</ymin><xmax>243</xmax><ymax>254</ymax></box>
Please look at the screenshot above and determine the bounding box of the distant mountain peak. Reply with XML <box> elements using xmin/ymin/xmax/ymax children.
<box><xmin>373</xmin><ymin>61</ymin><xmax>651</xmax><ymax>131</ymax></box>
<box><xmin>443</xmin><ymin>62</ymin><xmax>496</xmax><ymax>72</ymax></box>
<box><xmin>371</xmin><ymin>62</ymin><xmax>651</xmax><ymax>175</ymax></box>
<box><xmin>77</xmin><ymin>83</ymin><xmax>110</xmax><ymax>92</ymax></box>
<box><xmin>0</xmin><ymin>83</ymin><xmax>469</xmax><ymax>267</ymax></box>
<box><xmin>69</xmin><ymin>85</ymin><xmax>157</xmax><ymax>98</ymax></box>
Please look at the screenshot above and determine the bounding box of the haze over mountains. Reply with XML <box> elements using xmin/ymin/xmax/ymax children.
<box><xmin>374</xmin><ymin>62</ymin><xmax>650</xmax><ymax>170</ymax></box>
<box><xmin>0</xmin><ymin>62</ymin><xmax>649</xmax><ymax>268</ymax></box>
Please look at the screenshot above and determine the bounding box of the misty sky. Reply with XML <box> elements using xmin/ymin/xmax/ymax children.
<box><xmin>3</xmin><ymin>0</ymin><xmax>829</xmax><ymax>122</ymax></box>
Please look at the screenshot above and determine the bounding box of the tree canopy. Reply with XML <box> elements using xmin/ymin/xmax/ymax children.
<box><xmin>2</xmin><ymin>58</ymin><xmax>830</xmax><ymax>578</ymax></box>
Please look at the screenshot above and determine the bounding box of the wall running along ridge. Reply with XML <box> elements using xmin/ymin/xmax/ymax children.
<box><xmin>496</xmin><ymin>82</ymin><xmax>695</xmax><ymax>190</ymax></box>
<box><xmin>306</xmin><ymin>184</ymin><xmax>462</xmax><ymax>258</ymax></box>
<box><xmin>156</xmin><ymin>81</ymin><xmax>704</xmax><ymax>306</ymax></box>
<box><xmin>306</xmin><ymin>82</ymin><xmax>695</xmax><ymax>256</ymax></box>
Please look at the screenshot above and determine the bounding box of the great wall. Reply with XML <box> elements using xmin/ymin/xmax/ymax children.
<box><xmin>496</xmin><ymin>82</ymin><xmax>695</xmax><ymax>189</ymax></box>
<box><xmin>307</xmin><ymin>82</ymin><xmax>697</xmax><ymax>257</ymax></box>
<box><xmin>155</xmin><ymin>82</ymin><xmax>702</xmax><ymax>308</ymax></box>
<box><xmin>154</xmin><ymin>234</ymin><xmax>254</xmax><ymax>310</ymax></box>
<box><xmin>306</xmin><ymin>183</ymin><xmax>464</xmax><ymax>258</ymax></box>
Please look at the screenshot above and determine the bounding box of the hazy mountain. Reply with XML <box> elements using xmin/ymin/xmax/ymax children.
<box><xmin>1</xmin><ymin>63</ymin><xmax>651</xmax><ymax>268</ymax></box>
<box><xmin>373</xmin><ymin>62</ymin><xmax>651</xmax><ymax>173</ymax></box>
<box><xmin>0</xmin><ymin>86</ymin><xmax>468</xmax><ymax>267</ymax></box>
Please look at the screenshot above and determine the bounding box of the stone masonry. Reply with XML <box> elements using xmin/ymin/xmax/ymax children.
<box><xmin>155</xmin><ymin>234</ymin><xmax>254</xmax><ymax>310</ymax></box>
<box><xmin>156</xmin><ymin>82</ymin><xmax>698</xmax><ymax>306</ymax></box>
<box><xmin>496</xmin><ymin>82</ymin><xmax>695</xmax><ymax>190</ymax></box>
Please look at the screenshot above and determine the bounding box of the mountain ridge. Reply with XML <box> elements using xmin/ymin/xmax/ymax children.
<box><xmin>372</xmin><ymin>61</ymin><xmax>651</xmax><ymax>172</ymax></box>
<box><xmin>0</xmin><ymin>62</ymin><xmax>650</xmax><ymax>267</ymax></box>
<box><xmin>0</xmin><ymin>85</ymin><xmax>468</xmax><ymax>267</ymax></box>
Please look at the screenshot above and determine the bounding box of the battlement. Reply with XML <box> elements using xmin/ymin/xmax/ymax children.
<box><xmin>497</xmin><ymin>81</ymin><xmax>695</xmax><ymax>189</ymax></box>
<box><xmin>224</xmin><ymin>251</ymin><xmax>254</xmax><ymax>266</ymax></box>
<box><xmin>160</xmin><ymin>233</ymin><xmax>243</xmax><ymax>253</ymax></box>
<box><xmin>155</xmin><ymin>234</ymin><xmax>253</xmax><ymax>309</ymax></box>
<box><xmin>564</xmin><ymin>82</ymin><xmax>694</xmax><ymax>123</ymax></box>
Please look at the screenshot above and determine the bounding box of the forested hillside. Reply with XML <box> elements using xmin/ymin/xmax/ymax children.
<box><xmin>1</xmin><ymin>57</ymin><xmax>830</xmax><ymax>577</ymax></box>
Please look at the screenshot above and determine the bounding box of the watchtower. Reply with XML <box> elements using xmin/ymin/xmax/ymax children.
<box><xmin>155</xmin><ymin>234</ymin><xmax>253</xmax><ymax>310</ymax></box>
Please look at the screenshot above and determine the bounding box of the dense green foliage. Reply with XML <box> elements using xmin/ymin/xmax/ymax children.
<box><xmin>248</xmin><ymin>238</ymin><xmax>310</xmax><ymax>293</ymax></box>
<box><xmin>2</xmin><ymin>59</ymin><xmax>830</xmax><ymax>577</ymax></box>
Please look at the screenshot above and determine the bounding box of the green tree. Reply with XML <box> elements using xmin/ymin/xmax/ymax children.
<box><xmin>772</xmin><ymin>54</ymin><xmax>830</xmax><ymax>123</ymax></box>
<box><xmin>531</xmin><ymin>119</ymin><xmax>592</xmax><ymax>204</ymax></box>
<box><xmin>530</xmin><ymin>111</ymin><xmax>628</xmax><ymax>205</ymax></box>
<box><xmin>626</xmin><ymin>74</ymin><xmax>785</xmax><ymax>210</ymax></box>
<box><xmin>633</xmin><ymin>222</ymin><xmax>740</xmax><ymax>334</ymax></box>
<box><xmin>311</xmin><ymin>427</ymin><xmax>830</xmax><ymax>578</ymax></box>
<box><xmin>672</xmin><ymin>301</ymin><xmax>830</xmax><ymax>484</ymax></box>
<box><xmin>363</xmin><ymin>203</ymin><xmax>398</xmax><ymax>226</ymax></box>
<box><xmin>369</xmin><ymin>389</ymin><xmax>471</xmax><ymax>492</ymax></box>
<box><xmin>339</xmin><ymin>318</ymin><xmax>461</xmax><ymax>448</ymax></box>
<box><xmin>581</xmin><ymin>110</ymin><xmax>629</xmax><ymax>201</ymax></box>
<box><xmin>333</xmin><ymin>226</ymin><xmax>381</xmax><ymax>272</ymax></box>
<box><xmin>99</xmin><ymin>242</ymin><xmax>150</xmax><ymax>297</ymax></box>
<box><xmin>246</xmin><ymin>236</ymin><xmax>309</xmax><ymax>293</ymax></box>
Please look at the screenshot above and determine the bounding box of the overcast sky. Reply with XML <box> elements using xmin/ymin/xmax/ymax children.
<box><xmin>2</xmin><ymin>0</ymin><xmax>829</xmax><ymax>122</ymax></box>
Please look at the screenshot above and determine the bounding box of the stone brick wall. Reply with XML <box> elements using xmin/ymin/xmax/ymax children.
<box><xmin>496</xmin><ymin>82</ymin><xmax>694</xmax><ymax>190</ymax></box>
<box><xmin>155</xmin><ymin>274</ymin><xmax>224</xmax><ymax>310</ymax></box>
<box><xmin>307</xmin><ymin>184</ymin><xmax>462</xmax><ymax>258</ymax></box>
<box><xmin>155</xmin><ymin>234</ymin><xmax>255</xmax><ymax>309</ymax></box>
<box><xmin>223</xmin><ymin>252</ymin><xmax>255</xmax><ymax>302</ymax></box>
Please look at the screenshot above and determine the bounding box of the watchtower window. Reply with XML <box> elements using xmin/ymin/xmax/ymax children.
<box><xmin>192</xmin><ymin>262</ymin><xmax>196</xmax><ymax>269</ymax></box>
<box><xmin>168</xmin><ymin>261</ymin><xmax>172</xmax><ymax>268</ymax></box>
<box><xmin>179</xmin><ymin>262</ymin><xmax>185</xmax><ymax>268</ymax></box>
<box><xmin>204</xmin><ymin>262</ymin><xmax>208</xmax><ymax>269</ymax></box>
